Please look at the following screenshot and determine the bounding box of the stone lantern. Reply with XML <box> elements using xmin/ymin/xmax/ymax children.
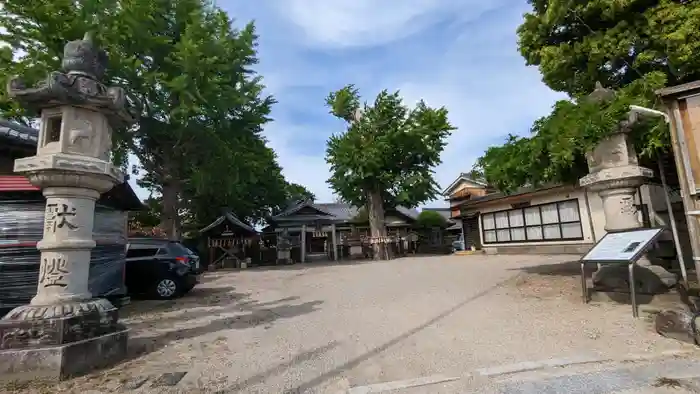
<box><xmin>0</xmin><ymin>32</ymin><xmax>140</xmax><ymax>381</ymax></box>
<box><xmin>579</xmin><ymin>83</ymin><xmax>676</xmax><ymax>292</ymax></box>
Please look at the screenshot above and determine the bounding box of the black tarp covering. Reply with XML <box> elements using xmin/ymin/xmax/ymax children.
<box><xmin>0</xmin><ymin>201</ymin><xmax>127</xmax><ymax>309</ymax></box>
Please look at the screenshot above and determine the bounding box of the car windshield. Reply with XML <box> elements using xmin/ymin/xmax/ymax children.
<box><xmin>166</xmin><ymin>242</ymin><xmax>191</xmax><ymax>255</ymax></box>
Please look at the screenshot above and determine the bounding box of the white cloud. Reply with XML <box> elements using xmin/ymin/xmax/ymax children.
<box><xmin>276</xmin><ymin>0</ymin><xmax>506</xmax><ymax>49</ymax></box>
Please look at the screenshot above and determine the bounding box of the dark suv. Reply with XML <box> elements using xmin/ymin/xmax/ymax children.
<box><xmin>125</xmin><ymin>238</ymin><xmax>200</xmax><ymax>299</ymax></box>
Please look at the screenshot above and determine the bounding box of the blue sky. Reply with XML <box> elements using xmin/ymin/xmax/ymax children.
<box><xmin>129</xmin><ymin>0</ymin><xmax>566</xmax><ymax>206</ymax></box>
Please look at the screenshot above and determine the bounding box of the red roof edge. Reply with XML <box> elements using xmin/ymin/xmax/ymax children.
<box><xmin>0</xmin><ymin>175</ymin><xmax>40</xmax><ymax>192</ymax></box>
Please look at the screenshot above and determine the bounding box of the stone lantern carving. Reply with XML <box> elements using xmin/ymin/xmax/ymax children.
<box><xmin>0</xmin><ymin>33</ymin><xmax>140</xmax><ymax>381</ymax></box>
<box><xmin>579</xmin><ymin>83</ymin><xmax>676</xmax><ymax>292</ymax></box>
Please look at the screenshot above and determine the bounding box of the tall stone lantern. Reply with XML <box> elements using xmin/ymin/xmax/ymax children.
<box><xmin>579</xmin><ymin>83</ymin><xmax>676</xmax><ymax>292</ymax></box>
<box><xmin>0</xmin><ymin>33</ymin><xmax>139</xmax><ymax>381</ymax></box>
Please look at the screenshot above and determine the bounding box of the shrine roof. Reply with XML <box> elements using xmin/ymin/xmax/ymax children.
<box><xmin>270</xmin><ymin>200</ymin><xmax>419</xmax><ymax>223</ymax></box>
<box><xmin>199</xmin><ymin>212</ymin><xmax>257</xmax><ymax>235</ymax></box>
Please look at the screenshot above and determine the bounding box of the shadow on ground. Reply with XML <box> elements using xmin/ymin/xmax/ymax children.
<box><xmin>121</xmin><ymin>285</ymin><xmax>250</xmax><ymax>318</ymax></box>
<box><xmin>509</xmin><ymin>260</ymin><xmax>592</xmax><ymax>277</ymax></box>
<box><xmin>122</xmin><ymin>291</ymin><xmax>323</xmax><ymax>361</ymax></box>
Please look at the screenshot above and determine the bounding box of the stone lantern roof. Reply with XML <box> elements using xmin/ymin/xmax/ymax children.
<box><xmin>586</xmin><ymin>81</ymin><xmax>616</xmax><ymax>104</ymax></box>
<box><xmin>6</xmin><ymin>32</ymin><xmax>140</xmax><ymax>128</ymax></box>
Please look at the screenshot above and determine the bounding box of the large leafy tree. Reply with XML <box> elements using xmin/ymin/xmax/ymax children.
<box><xmin>415</xmin><ymin>210</ymin><xmax>448</xmax><ymax>229</ymax></box>
<box><xmin>0</xmin><ymin>0</ymin><xmax>289</xmax><ymax>238</ymax></box>
<box><xmin>518</xmin><ymin>0</ymin><xmax>700</xmax><ymax>97</ymax></box>
<box><xmin>285</xmin><ymin>182</ymin><xmax>315</xmax><ymax>203</ymax></box>
<box><xmin>476</xmin><ymin>0</ymin><xmax>698</xmax><ymax>190</ymax></box>
<box><xmin>325</xmin><ymin>85</ymin><xmax>454</xmax><ymax>259</ymax></box>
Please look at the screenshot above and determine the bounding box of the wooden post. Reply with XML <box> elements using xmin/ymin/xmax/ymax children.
<box><xmin>331</xmin><ymin>223</ymin><xmax>338</xmax><ymax>261</ymax></box>
<box><xmin>658</xmin><ymin>82</ymin><xmax>700</xmax><ymax>283</ymax></box>
<box><xmin>301</xmin><ymin>224</ymin><xmax>307</xmax><ymax>263</ymax></box>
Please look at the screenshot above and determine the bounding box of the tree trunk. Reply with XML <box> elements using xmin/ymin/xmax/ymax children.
<box><xmin>366</xmin><ymin>189</ymin><xmax>388</xmax><ymax>260</ymax></box>
<box><xmin>161</xmin><ymin>181</ymin><xmax>181</xmax><ymax>241</ymax></box>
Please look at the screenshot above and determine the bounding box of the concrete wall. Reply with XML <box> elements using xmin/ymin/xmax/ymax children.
<box><xmin>478</xmin><ymin>188</ymin><xmax>598</xmax><ymax>253</ymax></box>
<box><xmin>476</xmin><ymin>185</ymin><xmax>679</xmax><ymax>255</ymax></box>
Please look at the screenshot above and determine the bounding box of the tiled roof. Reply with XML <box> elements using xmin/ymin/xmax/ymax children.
<box><xmin>271</xmin><ymin>201</ymin><xmax>420</xmax><ymax>222</ymax></box>
<box><xmin>460</xmin><ymin>183</ymin><xmax>572</xmax><ymax>208</ymax></box>
<box><xmin>0</xmin><ymin>119</ymin><xmax>38</xmax><ymax>147</ymax></box>
<box><xmin>199</xmin><ymin>211</ymin><xmax>257</xmax><ymax>235</ymax></box>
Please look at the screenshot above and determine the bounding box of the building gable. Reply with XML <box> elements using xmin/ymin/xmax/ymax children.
<box><xmin>441</xmin><ymin>173</ymin><xmax>487</xmax><ymax>197</ymax></box>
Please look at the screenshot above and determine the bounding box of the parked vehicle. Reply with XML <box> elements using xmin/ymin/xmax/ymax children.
<box><xmin>125</xmin><ymin>238</ymin><xmax>200</xmax><ymax>299</ymax></box>
<box><xmin>452</xmin><ymin>234</ymin><xmax>465</xmax><ymax>252</ymax></box>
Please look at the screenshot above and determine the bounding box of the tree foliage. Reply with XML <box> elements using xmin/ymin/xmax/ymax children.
<box><xmin>415</xmin><ymin>210</ymin><xmax>448</xmax><ymax>229</ymax></box>
<box><xmin>0</xmin><ymin>0</ymin><xmax>290</xmax><ymax>237</ymax></box>
<box><xmin>128</xmin><ymin>196</ymin><xmax>162</xmax><ymax>230</ymax></box>
<box><xmin>285</xmin><ymin>182</ymin><xmax>315</xmax><ymax>203</ymax></box>
<box><xmin>325</xmin><ymin>85</ymin><xmax>453</xmax><ymax>258</ymax></box>
<box><xmin>476</xmin><ymin>0</ymin><xmax>698</xmax><ymax>191</ymax></box>
<box><xmin>518</xmin><ymin>0</ymin><xmax>700</xmax><ymax>97</ymax></box>
<box><xmin>477</xmin><ymin>74</ymin><xmax>669</xmax><ymax>192</ymax></box>
<box><xmin>325</xmin><ymin>85</ymin><xmax>454</xmax><ymax>209</ymax></box>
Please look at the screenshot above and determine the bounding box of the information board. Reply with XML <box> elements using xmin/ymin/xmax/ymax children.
<box><xmin>581</xmin><ymin>228</ymin><xmax>664</xmax><ymax>263</ymax></box>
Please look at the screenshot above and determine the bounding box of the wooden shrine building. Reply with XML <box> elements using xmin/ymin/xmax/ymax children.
<box><xmin>265</xmin><ymin>200</ymin><xmax>419</xmax><ymax>262</ymax></box>
<box><xmin>199</xmin><ymin>211</ymin><xmax>258</xmax><ymax>269</ymax></box>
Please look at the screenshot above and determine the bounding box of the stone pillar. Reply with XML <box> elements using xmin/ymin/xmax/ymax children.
<box><xmin>0</xmin><ymin>32</ymin><xmax>140</xmax><ymax>382</ymax></box>
<box><xmin>301</xmin><ymin>224</ymin><xmax>307</xmax><ymax>263</ymax></box>
<box><xmin>579</xmin><ymin>83</ymin><xmax>677</xmax><ymax>293</ymax></box>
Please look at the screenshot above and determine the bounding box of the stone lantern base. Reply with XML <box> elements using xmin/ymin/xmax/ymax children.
<box><xmin>0</xmin><ymin>298</ymin><xmax>128</xmax><ymax>382</ymax></box>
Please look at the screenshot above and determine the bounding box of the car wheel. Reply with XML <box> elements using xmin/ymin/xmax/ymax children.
<box><xmin>153</xmin><ymin>277</ymin><xmax>180</xmax><ymax>299</ymax></box>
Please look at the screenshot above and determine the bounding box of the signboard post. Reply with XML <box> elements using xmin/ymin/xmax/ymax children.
<box><xmin>580</xmin><ymin>228</ymin><xmax>665</xmax><ymax>318</ymax></box>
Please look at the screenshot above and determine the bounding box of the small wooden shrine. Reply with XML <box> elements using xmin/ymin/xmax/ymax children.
<box><xmin>199</xmin><ymin>211</ymin><xmax>258</xmax><ymax>269</ymax></box>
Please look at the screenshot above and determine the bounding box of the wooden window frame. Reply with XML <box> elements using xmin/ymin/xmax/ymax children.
<box><xmin>481</xmin><ymin>199</ymin><xmax>584</xmax><ymax>244</ymax></box>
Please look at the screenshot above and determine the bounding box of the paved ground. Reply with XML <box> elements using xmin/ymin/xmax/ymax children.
<box><xmin>12</xmin><ymin>254</ymin><xmax>700</xmax><ymax>393</ymax></box>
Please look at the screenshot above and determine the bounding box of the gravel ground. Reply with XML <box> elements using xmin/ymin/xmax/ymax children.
<box><xmin>6</xmin><ymin>254</ymin><xmax>696</xmax><ymax>393</ymax></box>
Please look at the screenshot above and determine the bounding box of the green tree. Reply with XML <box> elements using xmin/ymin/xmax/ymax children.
<box><xmin>285</xmin><ymin>182</ymin><xmax>315</xmax><ymax>203</ymax></box>
<box><xmin>0</xmin><ymin>0</ymin><xmax>288</xmax><ymax>238</ymax></box>
<box><xmin>325</xmin><ymin>85</ymin><xmax>454</xmax><ymax>259</ymax></box>
<box><xmin>518</xmin><ymin>0</ymin><xmax>700</xmax><ymax>97</ymax></box>
<box><xmin>475</xmin><ymin>0</ymin><xmax>697</xmax><ymax>190</ymax></box>
<box><xmin>415</xmin><ymin>210</ymin><xmax>448</xmax><ymax>229</ymax></box>
<box><xmin>128</xmin><ymin>196</ymin><xmax>162</xmax><ymax>231</ymax></box>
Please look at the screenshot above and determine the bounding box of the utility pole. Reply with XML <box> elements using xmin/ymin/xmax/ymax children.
<box><xmin>656</xmin><ymin>81</ymin><xmax>700</xmax><ymax>284</ymax></box>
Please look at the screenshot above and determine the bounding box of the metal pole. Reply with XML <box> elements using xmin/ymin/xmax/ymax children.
<box><xmin>581</xmin><ymin>261</ymin><xmax>588</xmax><ymax>303</ymax></box>
<box><xmin>658</xmin><ymin>156</ymin><xmax>688</xmax><ymax>286</ymax></box>
<box><xmin>629</xmin><ymin>262</ymin><xmax>638</xmax><ymax>318</ymax></box>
